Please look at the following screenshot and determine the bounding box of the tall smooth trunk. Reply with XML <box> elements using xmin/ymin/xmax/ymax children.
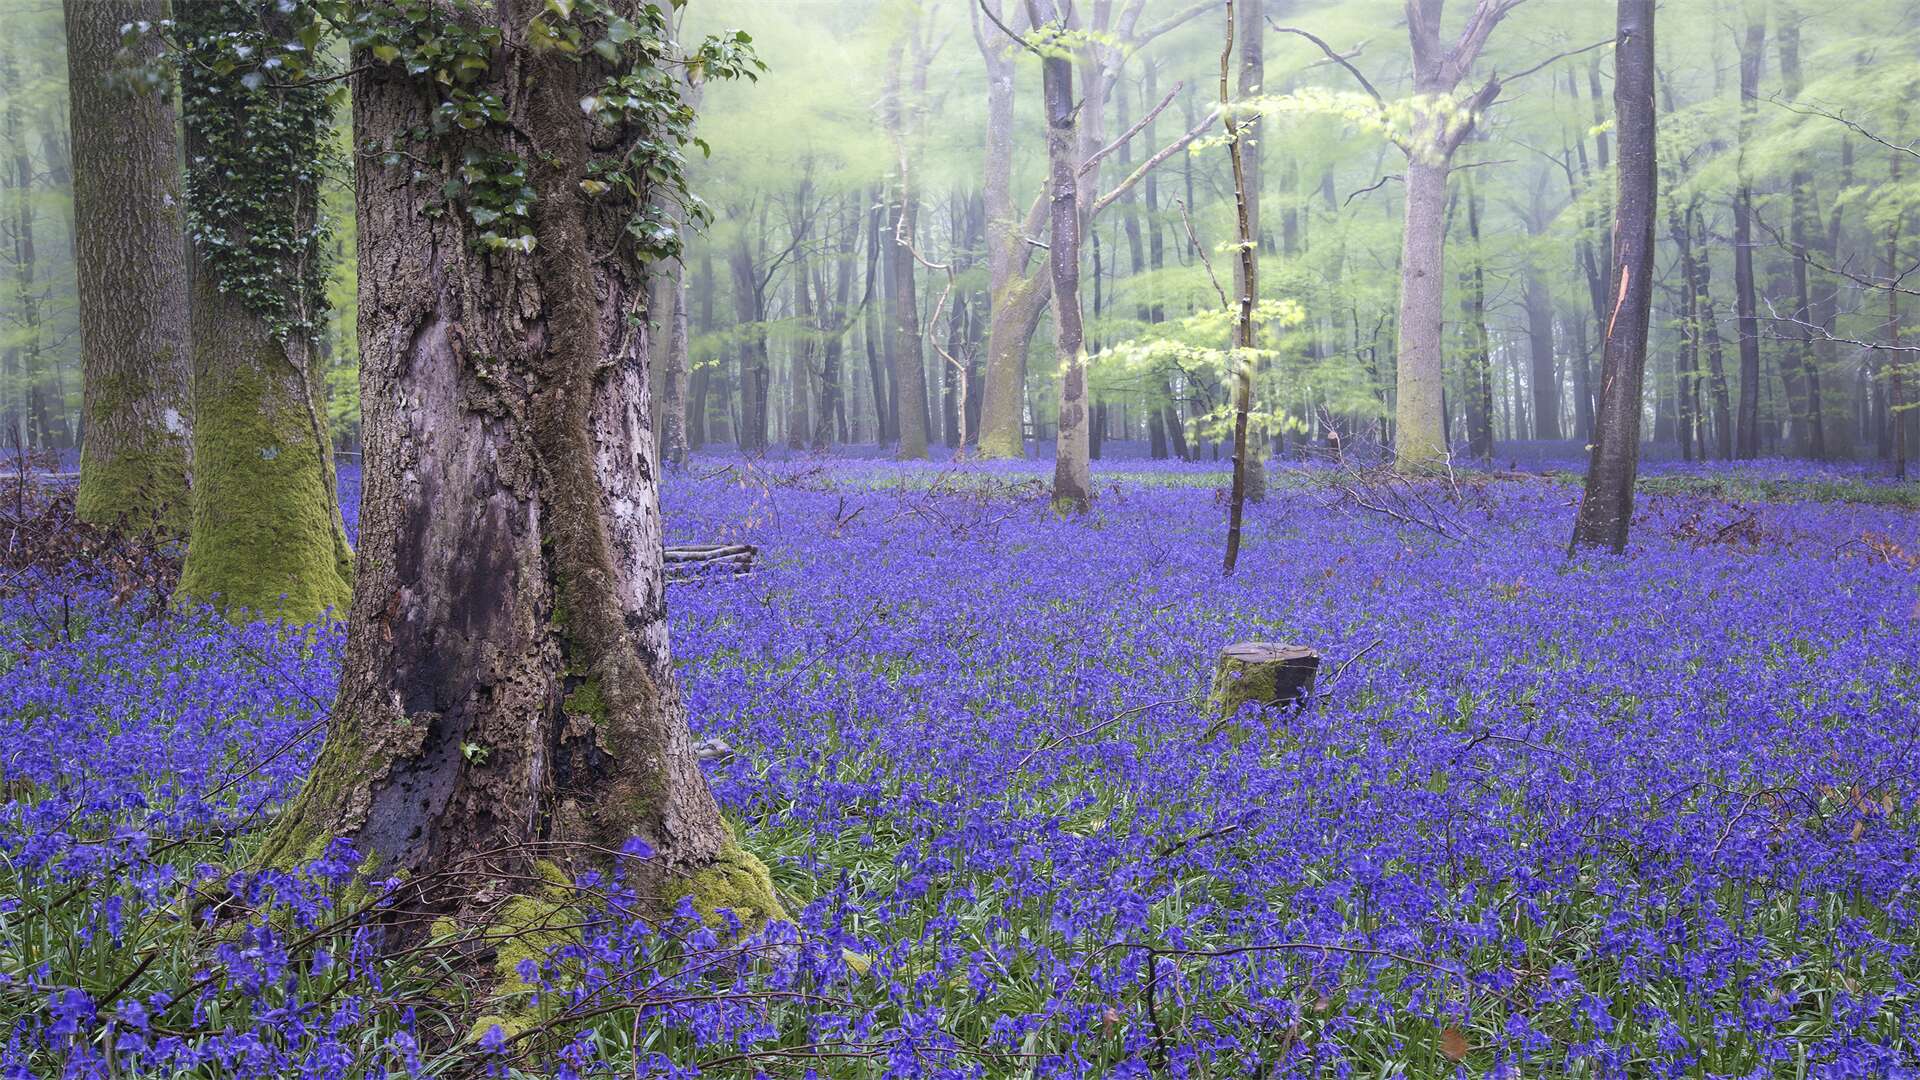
<box><xmin>65</xmin><ymin>0</ymin><xmax>193</xmax><ymax>534</ymax></box>
<box><xmin>1732</xmin><ymin>8</ymin><xmax>1765</xmax><ymax>457</ymax></box>
<box><xmin>1394</xmin><ymin>156</ymin><xmax>1451</xmax><ymax>469</ymax></box>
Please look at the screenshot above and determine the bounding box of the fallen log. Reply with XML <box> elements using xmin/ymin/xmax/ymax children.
<box><xmin>664</xmin><ymin>543</ymin><xmax>756</xmax><ymax>583</ymax></box>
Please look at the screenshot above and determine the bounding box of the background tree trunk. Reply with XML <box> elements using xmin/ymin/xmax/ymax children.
<box><xmin>65</xmin><ymin>0</ymin><xmax>192</xmax><ymax>534</ymax></box>
<box><xmin>1732</xmin><ymin>6</ymin><xmax>1765</xmax><ymax>458</ymax></box>
<box><xmin>175</xmin><ymin>3</ymin><xmax>351</xmax><ymax>622</ymax></box>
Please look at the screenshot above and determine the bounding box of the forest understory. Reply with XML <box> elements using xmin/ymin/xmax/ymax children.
<box><xmin>0</xmin><ymin>451</ymin><xmax>1914</xmax><ymax>1078</ymax></box>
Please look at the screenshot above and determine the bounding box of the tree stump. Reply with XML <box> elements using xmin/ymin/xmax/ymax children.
<box><xmin>1208</xmin><ymin>643</ymin><xmax>1320</xmax><ymax>724</ymax></box>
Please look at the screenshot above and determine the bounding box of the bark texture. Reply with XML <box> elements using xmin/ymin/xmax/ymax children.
<box><xmin>1572</xmin><ymin>0</ymin><xmax>1657</xmax><ymax>553</ymax></box>
<box><xmin>1029</xmin><ymin>0</ymin><xmax>1090</xmax><ymax>510</ymax></box>
<box><xmin>66</xmin><ymin>0</ymin><xmax>193</xmax><ymax>535</ymax></box>
<box><xmin>262</xmin><ymin>6</ymin><xmax>771</xmax><ymax>922</ymax></box>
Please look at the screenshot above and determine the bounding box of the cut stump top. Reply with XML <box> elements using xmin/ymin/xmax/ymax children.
<box><xmin>1218</xmin><ymin>642</ymin><xmax>1319</xmax><ymax>665</ymax></box>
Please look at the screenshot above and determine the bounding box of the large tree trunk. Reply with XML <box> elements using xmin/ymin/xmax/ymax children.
<box><xmin>263</xmin><ymin>4</ymin><xmax>773</xmax><ymax>918</ymax></box>
<box><xmin>1572</xmin><ymin>0</ymin><xmax>1656</xmax><ymax>553</ymax></box>
<box><xmin>174</xmin><ymin>4</ymin><xmax>351</xmax><ymax>623</ymax></box>
<box><xmin>65</xmin><ymin>0</ymin><xmax>193</xmax><ymax>534</ymax></box>
<box><xmin>1731</xmin><ymin>6</ymin><xmax>1765</xmax><ymax>458</ymax></box>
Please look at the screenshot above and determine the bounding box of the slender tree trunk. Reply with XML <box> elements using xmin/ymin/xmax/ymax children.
<box><xmin>1573</xmin><ymin>0</ymin><xmax>1656</xmax><ymax>553</ymax></box>
<box><xmin>1222</xmin><ymin>0</ymin><xmax>1259</xmax><ymax>573</ymax></box>
<box><xmin>65</xmin><ymin>0</ymin><xmax>193</xmax><ymax>533</ymax></box>
<box><xmin>661</xmin><ymin>260</ymin><xmax>691</xmax><ymax>467</ymax></box>
<box><xmin>1025</xmin><ymin>1</ymin><xmax>1090</xmax><ymax>510</ymax></box>
<box><xmin>265</xmin><ymin>5</ymin><xmax>776</xmax><ymax>920</ymax></box>
<box><xmin>728</xmin><ymin>234</ymin><xmax>769</xmax><ymax>453</ymax></box>
<box><xmin>884</xmin><ymin>39</ymin><xmax>931</xmax><ymax>460</ymax></box>
<box><xmin>1890</xmin><ymin>132</ymin><xmax>1909</xmax><ymax>480</ymax></box>
<box><xmin>1688</xmin><ymin>205</ymin><xmax>1735</xmax><ymax>459</ymax></box>
<box><xmin>1462</xmin><ymin>176</ymin><xmax>1494</xmax><ymax>459</ymax></box>
<box><xmin>1235</xmin><ymin>0</ymin><xmax>1267</xmax><ymax>499</ymax></box>
<box><xmin>1777</xmin><ymin>11</ymin><xmax>1824</xmax><ymax>457</ymax></box>
<box><xmin>1395</xmin><ymin>156</ymin><xmax>1452</xmax><ymax>468</ymax></box>
<box><xmin>1732</xmin><ymin>6</ymin><xmax>1765</xmax><ymax>458</ymax></box>
<box><xmin>815</xmin><ymin>195</ymin><xmax>855</xmax><ymax>451</ymax></box>
<box><xmin>175</xmin><ymin>4</ymin><xmax>351</xmax><ymax>622</ymax></box>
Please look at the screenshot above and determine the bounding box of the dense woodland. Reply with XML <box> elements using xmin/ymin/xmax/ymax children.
<box><xmin>6</xmin><ymin>0</ymin><xmax>1920</xmax><ymax>479</ymax></box>
<box><xmin>0</xmin><ymin>0</ymin><xmax>1917</xmax><ymax>1076</ymax></box>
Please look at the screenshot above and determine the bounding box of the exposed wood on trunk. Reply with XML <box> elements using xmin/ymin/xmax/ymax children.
<box><xmin>1572</xmin><ymin>0</ymin><xmax>1657</xmax><ymax>553</ymax></box>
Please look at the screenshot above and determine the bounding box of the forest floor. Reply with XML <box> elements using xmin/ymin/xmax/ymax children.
<box><xmin>1</xmin><ymin>454</ymin><xmax>1916</xmax><ymax>1077</ymax></box>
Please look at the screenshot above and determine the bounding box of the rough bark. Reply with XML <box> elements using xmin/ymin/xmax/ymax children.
<box><xmin>264</xmin><ymin>4</ymin><xmax>772</xmax><ymax>923</ymax></box>
<box><xmin>66</xmin><ymin>0</ymin><xmax>194</xmax><ymax>535</ymax></box>
<box><xmin>1572</xmin><ymin>0</ymin><xmax>1656</xmax><ymax>553</ymax></box>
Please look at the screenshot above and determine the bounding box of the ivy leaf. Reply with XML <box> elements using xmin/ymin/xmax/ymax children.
<box><xmin>546</xmin><ymin>0</ymin><xmax>575</xmax><ymax>17</ymax></box>
<box><xmin>469</xmin><ymin>207</ymin><xmax>501</xmax><ymax>226</ymax></box>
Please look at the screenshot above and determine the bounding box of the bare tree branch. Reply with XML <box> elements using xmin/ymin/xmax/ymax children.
<box><xmin>1174</xmin><ymin>198</ymin><xmax>1231</xmax><ymax>311</ymax></box>
<box><xmin>976</xmin><ymin>0</ymin><xmax>1041</xmax><ymax>56</ymax></box>
<box><xmin>1088</xmin><ymin>104</ymin><xmax>1220</xmax><ymax>218</ymax></box>
<box><xmin>1081</xmin><ymin>82</ymin><xmax>1183</xmax><ymax>177</ymax></box>
<box><xmin>1769</xmin><ymin>95</ymin><xmax>1920</xmax><ymax>161</ymax></box>
<box><xmin>1345</xmin><ymin>173</ymin><xmax>1404</xmax><ymax>206</ymax></box>
<box><xmin>1267</xmin><ymin>21</ymin><xmax>1386</xmax><ymax>106</ymax></box>
<box><xmin>1496</xmin><ymin>36</ymin><xmax>1614</xmax><ymax>87</ymax></box>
